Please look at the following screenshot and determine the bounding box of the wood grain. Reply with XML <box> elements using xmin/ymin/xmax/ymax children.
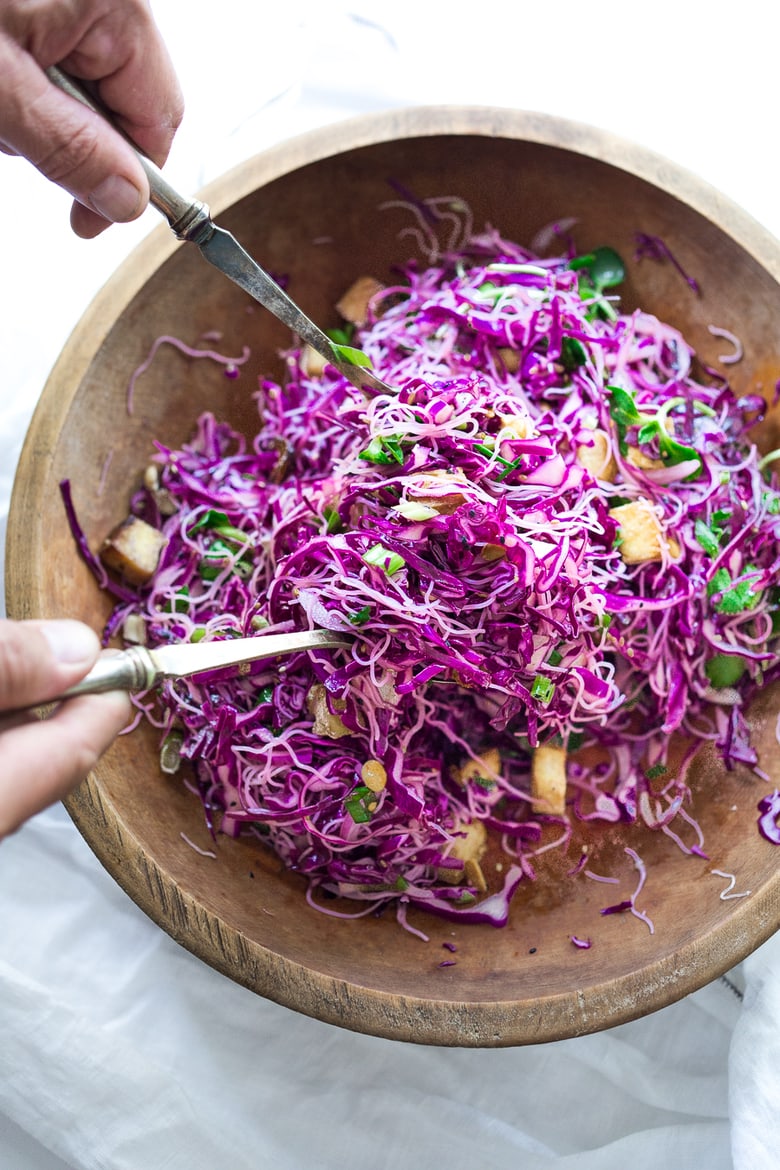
<box><xmin>7</xmin><ymin>106</ymin><xmax>780</xmax><ymax>1046</ymax></box>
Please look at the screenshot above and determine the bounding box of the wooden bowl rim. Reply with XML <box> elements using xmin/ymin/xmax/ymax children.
<box><xmin>8</xmin><ymin>104</ymin><xmax>780</xmax><ymax>1046</ymax></box>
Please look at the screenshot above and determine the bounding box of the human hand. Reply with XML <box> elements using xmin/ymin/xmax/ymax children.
<box><xmin>0</xmin><ymin>0</ymin><xmax>183</xmax><ymax>237</ymax></box>
<box><xmin>0</xmin><ymin>619</ymin><xmax>131</xmax><ymax>842</ymax></box>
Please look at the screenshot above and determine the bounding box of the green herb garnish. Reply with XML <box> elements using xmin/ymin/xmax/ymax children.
<box><xmin>568</xmin><ymin>246</ymin><xmax>626</xmax><ymax>291</ymax></box>
<box><xmin>607</xmin><ymin>385</ymin><xmax>701</xmax><ymax>476</ymax></box>
<box><xmin>561</xmin><ymin>335</ymin><xmax>588</xmax><ymax>371</ymax></box>
<box><xmin>322</xmin><ymin>505</ymin><xmax>342</xmax><ymax>534</ymax></box>
<box><xmin>694</xmin><ymin>518</ymin><xmax>721</xmax><ymax>557</ymax></box>
<box><xmin>326</xmin><ymin>324</ymin><xmax>354</xmax><ymax>346</ymax></box>
<box><xmin>707</xmin><ymin>566</ymin><xmax>761</xmax><ymax>614</ymax></box>
<box><xmin>198</xmin><ymin>538</ymin><xmax>253</xmax><ymax>581</ymax></box>
<box><xmin>188</xmin><ymin>509</ymin><xmax>248</xmax><ymax>544</ymax></box>
<box><xmin>331</xmin><ymin>342</ymin><xmax>373</xmax><ymax>369</ymax></box>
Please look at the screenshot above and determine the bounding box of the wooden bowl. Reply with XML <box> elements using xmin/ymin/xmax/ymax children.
<box><xmin>7</xmin><ymin>107</ymin><xmax>780</xmax><ymax>1046</ymax></box>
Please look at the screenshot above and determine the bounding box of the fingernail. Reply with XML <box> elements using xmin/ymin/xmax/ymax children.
<box><xmin>40</xmin><ymin>620</ymin><xmax>99</xmax><ymax>665</ymax></box>
<box><xmin>88</xmin><ymin>175</ymin><xmax>143</xmax><ymax>222</ymax></box>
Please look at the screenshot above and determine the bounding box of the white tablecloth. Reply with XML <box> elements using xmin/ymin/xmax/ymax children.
<box><xmin>1</xmin><ymin>4</ymin><xmax>778</xmax><ymax>1167</ymax></box>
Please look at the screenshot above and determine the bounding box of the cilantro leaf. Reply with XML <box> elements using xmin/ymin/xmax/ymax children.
<box><xmin>608</xmin><ymin>388</ymin><xmax>702</xmax><ymax>476</ymax></box>
<box><xmin>568</xmin><ymin>246</ymin><xmax>625</xmax><ymax>292</ymax></box>
<box><xmin>326</xmin><ymin>324</ymin><xmax>354</xmax><ymax>346</ymax></box>
<box><xmin>331</xmin><ymin>342</ymin><xmax>373</xmax><ymax>369</ymax></box>
<box><xmin>707</xmin><ymin>565</ymin><xmax>761</xmax><ymax>614</ymax></box>
<box><xmin>608</xmin><ymin>385</ymin><xmax>641</xmax><ymax>453</ymax></box>
<box><xmin>695</xmin><ymin>518</ymin><xmax>721</xmax><ymax>557</ymax></box>
<box><xmin>561</xmin><ymin>336</ymin><xmax>588</xmax><ymax>370</ymax></box>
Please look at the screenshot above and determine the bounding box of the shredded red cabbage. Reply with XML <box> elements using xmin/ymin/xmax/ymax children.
<box><xmin>75</xmin><ymin>198</ymin><xmax>780</xmax><ymax>932</ymax></box>
<box><xmin>757</xmin><ymin>790</ymin><xmax>780</xmax><ymax>845</ymax></box>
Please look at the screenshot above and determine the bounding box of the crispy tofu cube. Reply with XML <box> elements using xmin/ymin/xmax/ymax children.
<box><xmin>609</xmin><ymin>499</ymin><xmax>679</xmax><ymax>564</ymax></box>
<box><xmin>101</xmin><ymin>516</ymin><xmax>166</xmax><ymax>585</ymax></box>
<box><xmin>464</xmin><ymin>857</ymin><xmax>488</xmax><ymax>893</ymax></box>
<box><xmin>301</xmin><ymin>344</ymin><xmax>328</xmax><ymax>377</ymax></box>
<box><xmin>496</xmin><ymin>411</ymin><xmax>536</xmax><ymax>440</ymax></box>
<box><xmin>625</xmin><ymin>445</ymin><xmax>664</xmax><ymax>471</ymax></box>
<box><xmin>407</xmin><ymin>469</ymin><xmax>468</xmax><ymax>515</ymax></box>
<box><xmin>122</xmin><ymin>613</ymin><xmax>147</xmax><ymax>645</ymax></box>
<box><xmin>531</xmin><ymin>744</ymin><xmax>567</xmax><ymax>815</ymax></box>
<box><xmin>335</xmin><ymin>276</ymin><xmax>384</xmax><ymax>327</ymax></box>
<box><xmin>438</xmin><ymin>817</ymin><xmax>488</xmax><ymax>884</ymax></box>
<box><xmin>306</xmin><ymin>684</ymin><xmax>351</xmax><ymax>739</ymax></box>
<box><xmin>449</xmin><ymin>819</ymin><xmax>487</xmax><ymax>862</ymax></box>
<box><xmin>453</xmin><ymin>748</ymin><xmax>501</xmax><ymax>787</ymax></box>
<box><xmin>575</xmin><ymin>428</ymin><xmax>617</xmax><ymax>482</ymax></box>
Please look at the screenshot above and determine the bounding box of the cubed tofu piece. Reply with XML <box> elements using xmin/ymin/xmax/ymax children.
<box><xmin>438</xmin><ymin>817</ymin><xmax>488</xmax><ymax>886</ymax></box>
<box><xmin>301</xmin><ymin>344</ymin><xmax>328</xmax><ymax>377</ymax></box>
<box><xmin>609</xmin><ymin>499</ymin><xmax>679</xmax><ymax>565</ymax></box>
<box><xmin>122</xmin><ymin>613</ymin><xmax>148</xmax><ymax>645</ymax></box>
<box><xmin>453</xmin><ymin>747</ymin><xmax>501</xmax><ymax>787</ymax></box>
<box><xmin>406</xmin><ymin>469</ymin><xmax>469</xmax><ymax>515</ymax></box>
<box><xmin>531</xmin><ymin>744</ymin><xmax>567</xmax><ymax>815</ymax></box>
<box><xmin>625</xmin><ymin>445</ymin><xmax>664</xmax><ymax>471</ymax></box>
<box><xmin>306</xmin><ymin>684</ymin><xmax>351</xmax><ymax>739</ymax></box>
<box><xmin>101</xmin><ymin>516</ymin><xmax>167</xmax><ymax>585</ymax></box>
<box><xmin>575</xmin><ymin>428</ymin><xmax>617</xmax><ymax>482</ymax></box>
<box><xmin>464</xmin><ymin>857</ymin><xmax>489</xmax><ymax>893</ymax></box>
<box><xmin>335</xmin><ymin>276</ymin><xmax>384</xmax><ymax>327</ymax></box>
<box><xmin>496</xmin><ymin>410</ymin><xmax>536</xmax><ymax>440</ymax></box>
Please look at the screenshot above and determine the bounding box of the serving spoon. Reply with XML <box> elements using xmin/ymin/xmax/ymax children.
<box><xmin>50</xmin><ymin>629</ymin><xmax>347</xmax><ymax>702</ymax></box>
<box><xmin>47</xmin><ymin>67</ymin><xmax>393</xmax><ymax>398</ymax></box>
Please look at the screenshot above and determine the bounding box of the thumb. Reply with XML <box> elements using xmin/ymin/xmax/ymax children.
<box><xmin>0</xmin><ymin>47</ymin><xmax>149</xmax><ymax>228</ymax></box>
<box><xmin>0</xmin><ymin>619</ymin><xmax>103</xmax><ymax>710</ymax></box>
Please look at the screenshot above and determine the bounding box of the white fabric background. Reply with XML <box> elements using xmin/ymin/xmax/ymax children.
<box><xmin>1</xmin><ymin>3</ymin><xmax>779</xmax><ymax>1167</ymax></box>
